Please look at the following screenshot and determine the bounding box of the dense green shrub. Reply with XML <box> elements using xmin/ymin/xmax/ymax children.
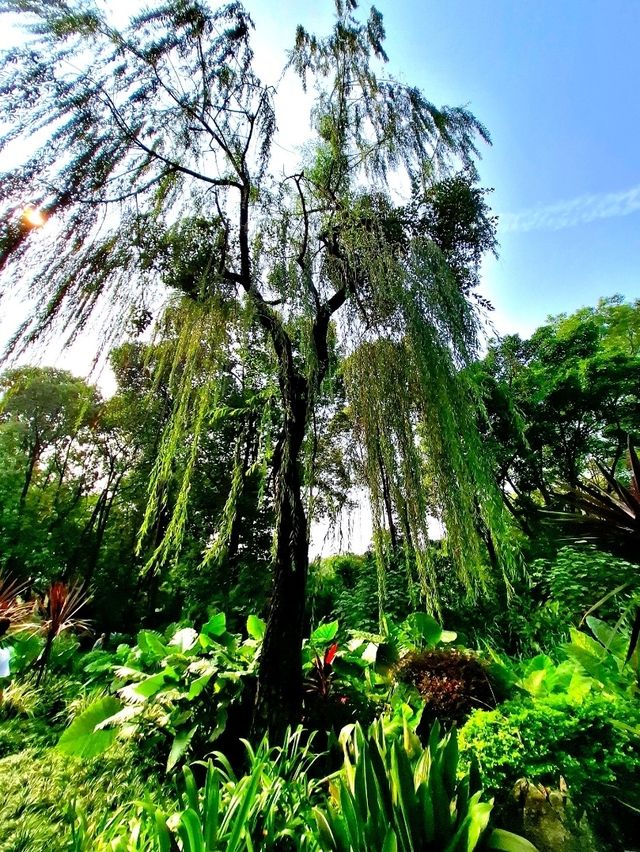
<box><xmin>459</xmin><ymin>693</ymin><xmax>640</xmax><ymax>832</ymax></box>
<box><xmin>531</xmin><ymin>545</ymin><xmax>638</xmax><ymax>624</ymax></box>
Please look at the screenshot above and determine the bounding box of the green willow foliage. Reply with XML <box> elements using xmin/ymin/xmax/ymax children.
<box><xmin>345</xmin><ymin>254</ymin><xmax>518</xmax><ymax>616</ymax></box>
<box><xmin>0</xmin><ymin>0</ymin><xmax>518</xmax><ymax>725</ymax></box>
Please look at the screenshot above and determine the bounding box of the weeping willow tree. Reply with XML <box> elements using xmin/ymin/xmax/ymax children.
<box><xmin>0</xmin><ymin>0</ymin><xmax>512</xmax><ymax>733</ymax></box>
<box><xmin>343</xmin><ymin>178</ymin><xmax>516</xmax><ymax>625</ymax></box>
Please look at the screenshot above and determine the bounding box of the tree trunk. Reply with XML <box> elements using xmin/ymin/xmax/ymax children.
<box><xmin>253</xmin><ymin>366</ymin><xmax>309</xmax><ymax>738</ymax></box>
<box><xmin>19</xmin><ymin>437</ymin><xmax>40</xmax><ymax>512</ymax></box>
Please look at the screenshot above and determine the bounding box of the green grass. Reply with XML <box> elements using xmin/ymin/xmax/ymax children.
<box><xmin>0</xmin><ymin>742</ymin><xmax>168</xmax><ymax>851</ymax></box>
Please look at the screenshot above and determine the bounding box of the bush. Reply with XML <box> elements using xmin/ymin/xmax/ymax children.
<box><xmin>459</xmin><ymin>692</ymin><xmax>640</xmax><ymax>848</ymax></box>
<box><xmin>531</xmin><ymin>545</ymin><xmax>638</xmax><ymax>624</ymax></box>
<box><xmin>395</xmin><ymin>648</ymin><xmax>497</xmax><ymax>729</ymax></box>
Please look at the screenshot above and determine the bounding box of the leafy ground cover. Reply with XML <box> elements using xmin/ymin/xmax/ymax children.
<box><xmin>1</xmin><ymin>601</ymin><xmax>638</xmax><ymax>850</ymax></box>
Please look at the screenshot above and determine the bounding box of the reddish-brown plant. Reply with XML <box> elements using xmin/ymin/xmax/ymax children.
<box><xmin>396</xmin><ymin>648</ymin><xmax>497</xmax><ymax>730</ymax></box>
<box><xmin>0</xmin><ymin>574</ymin><xmax>33</xmax><ymax>637</ymax></box>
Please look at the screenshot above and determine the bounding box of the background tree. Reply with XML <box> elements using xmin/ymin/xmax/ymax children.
<box><xmin>0</xmin><ymin>0</ymin><xmax>513</xmax><ymax>733</ymax></box>
<box><xmin>473</xmin><ymin>296</ymin><xmax>640</xmax><ymax>533</ymax></box>
<box><xmin>0</xmin><ymin>367</ymin><xmax>100</xmax><ymax>582</ymax></box>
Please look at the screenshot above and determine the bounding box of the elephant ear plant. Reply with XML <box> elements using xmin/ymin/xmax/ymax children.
<box><xmin>314</xmin><ymin>716</ymin><xmax>537</xmax><ymax>852</ymax></box>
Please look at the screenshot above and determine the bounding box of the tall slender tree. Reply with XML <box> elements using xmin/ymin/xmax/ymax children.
<box><xmin>0</xmin><ymin>0</ymin><xmax>512</xmax><ymax>732</ymax></box>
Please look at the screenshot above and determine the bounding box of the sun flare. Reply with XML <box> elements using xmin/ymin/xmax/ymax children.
<box><xmin>22</xmin><ymin>206</ymin><xmax>46</xmax><ymax>227</ymax></box>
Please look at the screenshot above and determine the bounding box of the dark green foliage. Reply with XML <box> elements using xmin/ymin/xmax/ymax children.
<box><xmin>309</xmin><ymin>552</ymin><xmax>414</xmax><ymax>632</ymax></box>
<box><xmin>472</xmin><ymin>296</ymin><xmax>640</xmax><ymax>532</ymax></box>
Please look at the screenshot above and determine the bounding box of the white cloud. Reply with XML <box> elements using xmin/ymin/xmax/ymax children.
<box><xmin>500</xmin><ymin>182</ymin><xmax>640</xmax><ymax>233</ymax></box>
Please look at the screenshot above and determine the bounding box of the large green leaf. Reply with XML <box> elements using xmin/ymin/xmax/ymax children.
<box><xmin>187</xmin><ymin>673</ymin><xmax>214</xmax><ymax>700</ymax></box>
<box><xmin>129</xmin><ymin>667</ymin><xmax>178</xmax><ymax>700</ymax></box>
<box><xmin>167</xmin><ymin>725</ymin><xmax>198</xmax><ymax>772</ymax></box>
<box><xmin>246</xmin><ymin>614</ymin><xmax>266</xmax><ymax>641</ymax></box>
<box><xmin>201</xmin><ymin>612</ymin><xmax>226</xmax><ymax>638</ymax></box>
<box><xmin>57</xmin><ymin>695</ymin><xmax>121</xmax><ymax>758</ymax></box>
<box><xmin>487</xmin><ymin>828</ymin><xmax>539</xmax><ymax>851</ymax></box>
<box><xmin>404</xmin><ymin>612</ymin><xmax>442</xmax><ymax>648</ymax></box>
<box><xmin>586</xmin><ymin>616</ymin><xmax>628</xmax><ymax>659</ymax></box>
<box><xmin>137</xmin><ymin>630</ymin><xmax>168</xmax><ymax>660</ymax></box>
<box><xmin>311</xmin><ymin>620</ymin><xmax>339</xmax><ymax>645</ymax></box>
<box><xmin>177</xmin><ymin>807</ymin><xmax>205</xmax><ymax>852</ymax></box>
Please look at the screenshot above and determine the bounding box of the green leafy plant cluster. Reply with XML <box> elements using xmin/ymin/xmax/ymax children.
<box><xmin>460</xmin><ymin>692</ymin><xmax>640</xmax><ymax>809</ymax></box>
<box><xmin>484</xmin><ymin>616</ymin><xmax>639</xmax><ymax>703</ymax></box>
<box><xmin>58</xmin><ymin>613</ymin><xmax>264</xmax><ymax>770</ymax></box>
<box><xmin>300</xmin><ymin>612</ymin><xmax>459</xmax><ymax>734</ymax></box>
<box><xmin>530</xmin><ymin>545</ymin><xmax>638</xmax><ymax>625</ymax></box>
<box><xmin>72</xmin><ymin>726</ymin><xmax>323</xmax><ymax>851</ymax></box>
<box><xmin>460</xmin><ymin>616</ymin><xmax>640</xmax><ymax>848</ymax></box>
<box><xmin>314</xmin><ymin>716</ymin><xmax>535</xmax><ymax>851</ymax></box>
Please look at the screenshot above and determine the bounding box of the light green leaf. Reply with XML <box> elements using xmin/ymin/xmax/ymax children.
<box><xmin>137</xmin><ymin>630</ymin><xmax>168</xmax><ymax>659</ymax></box>
<box><xmin>187</xmin><ymin>673</ymin><xmax>213</xmax><ymax>700</ymax></box>
<box><xmin>440</xmin><ymin>630</ymin><xmax>458</xmax><ymax>643</ymax></box>
<box><xmin>311</xmin><ymin>620</ymin><xmax>339</xmax><ymax>645</ymax></box>
<box><xmin>202</xmin><ymin>613</ymin><xmax>226</xmax><ymax>638</ymax></box>
<box><xmin>167</xmin><ymin>725</ymin><xmax>198</xmax><ymax>772</ymax></box>
<box><xmin>57</xmin><ymin>696</ymin><xmax>121</xmax><ymax>758</ymax></box>
<box><xmin>487</xmin><ymin>827</ymin><xmax>539</xmax><ymax>851</ymax></box>
<box><xmin>129</xmin><ymin>668</ymin><xmax>178</xmax><ymax>700</ymax></box>
<box><xmin>246</xmin><ymin>614</ymin><xmax>266</xmax><ymax>641</ymax></box>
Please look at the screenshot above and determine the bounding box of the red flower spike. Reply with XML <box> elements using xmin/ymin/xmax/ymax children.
<box><xmin>324</xmin><ymin>642</ymin><xmax>338</xmax><ymax>666</ymax></box>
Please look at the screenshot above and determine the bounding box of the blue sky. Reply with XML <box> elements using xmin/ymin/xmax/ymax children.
<box><xmin>250</xmin><ymin>0</ymin><xmax>640</xmax><ymax>336</ymax></box>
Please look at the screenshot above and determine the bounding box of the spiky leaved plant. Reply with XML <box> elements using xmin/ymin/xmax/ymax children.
<box><xmin>33</xmin><ymin>581</ymin><xmax>91</xmax><ymax>685</ymax></box>
<box><xmin>314</xmin><ymin>717</ymin><xmax>536</xmax><ymax>852</ymax></box>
